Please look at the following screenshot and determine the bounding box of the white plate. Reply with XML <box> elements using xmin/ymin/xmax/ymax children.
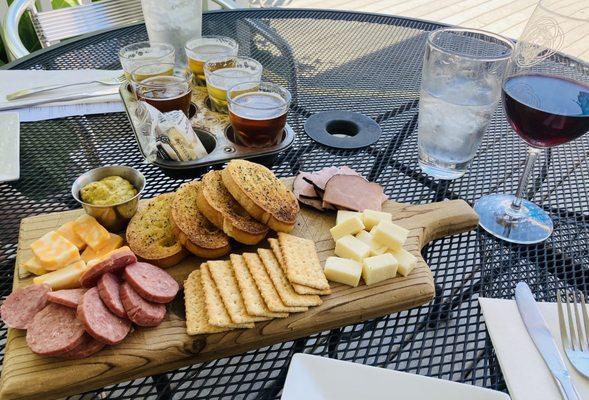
<box><xmin>0</xmin><ymin>112</ymin><xmax>19</xmax><ymax>182</ymax></box>
<box><xmin>282</xmin><ymin>354</ymin><xmax>511</xmax><ymax>400</ymax></box>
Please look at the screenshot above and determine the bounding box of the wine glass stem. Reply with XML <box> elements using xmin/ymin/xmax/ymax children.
<box><xmin>507</xmin><ymin>147</ymin><xmax>542</xmax><ymax>220</ymax></box>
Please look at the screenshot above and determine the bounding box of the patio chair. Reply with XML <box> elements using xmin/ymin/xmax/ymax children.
<box><xmin>2</xmin><ymin>0</ymin><xmax>240</xmax><ymax>60</ymax></box>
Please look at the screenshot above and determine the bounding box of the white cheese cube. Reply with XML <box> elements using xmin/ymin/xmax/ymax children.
<box><xmin>330</xmin><ymin>215</ymin><xmax>365</xmax><ymax>241</ymax></box>
<box><xmin>372</xmin><ymin>220</ymin><xmax>409</xmax><ymax>251</ymax></box>
<box><xmin>362</xmin><ymin>253</ymin><xmax>398</xmax><ymax>285</ymax></box>
<box><xmin>336</xmin><ymin>210</ymin><xmax>362</xmax><ymax>225</ymax></box>
<box><xmin>389</xmin><ymin>248</ymin><xmax>417</xmax><ymax>277</ymax></box>
<box><xmin>324</xmin><ymin>257</ymin><xmax>362</xmax><ymax>287</ymax></box>
<box><xmin>362</xmin><ymin>209</ymin><xmax>392</xmax><ymax>230</ymax></box>
<box><xmin>334</xmin><ymin>235</ymin><xmax>371</xmax><ymax>262</ymax></box>
<box><xmin>356</xmin><ymin>230</ymin><xmax>388</xmax><ymax>256</ymax></box>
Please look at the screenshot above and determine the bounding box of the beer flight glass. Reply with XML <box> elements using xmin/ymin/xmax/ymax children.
<box><xmin>185</xmin><ymin>36</ymin><xmax>239</xmax><ymax>86</ymax></box>
<box><xmin>474</xmin><ymin>0</ymin><xmax>589</xmax><ymax>244</ymax></box>
<box><xmin>227</xmin><ymin>82</ymin><xmax>291</xmax><ymax>147</ymax></box>
<box><xmin>119</xmin><ymin>42</ymin><xmax>175</xmax><ymax>80</ymax></box>
<box><xmin>132</xmin><ymin>63</ymin><xmax>193</xmax><ymax>116</ymax></box>
<box><xmin>204</xmin><ymin>56</ymin><xmax>263</xmax><ymax>113</ymax></box>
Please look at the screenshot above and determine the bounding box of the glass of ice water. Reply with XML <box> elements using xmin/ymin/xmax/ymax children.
<box><xmin>417</xmin><ymin>28</ymin><xmax>514</xmax><ymax>180</ymax></box>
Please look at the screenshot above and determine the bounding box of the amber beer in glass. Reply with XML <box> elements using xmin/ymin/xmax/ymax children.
<box><xmin>132</xmin><ymin>63</ymin><xmax>193</xmax><ymax>116</ymax></box>
<box><xmin>119</xmin><ymin>42</ymin><xmax>175</xmax><ymax>81</ymax></box>
<box><xmin>227</xmin><ymin>82</ymin><xmax>291</xmax><ymax>147</ymax></box>
<box><xmin>185</xmin><ymin>36</ymin><xmax>238</xmax><ymax>86</ymax></box>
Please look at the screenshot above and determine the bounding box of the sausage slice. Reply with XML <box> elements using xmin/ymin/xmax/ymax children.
<box><xmin>80</xmin><ymin>247</ymin><xmax>137</xmax><ymax>287</ymax></box>
<box><xmin>61</xmin><ymin>333</ymin><xmax>106</xmax><ymax>359</ymax></box>
<box><xmin>123</xmin><ymin>262</ymin><xmax>179</xmax><ymax>303</ymax></box>
<box><xmin>47</xmin><ymin>288</ymin><xmax>86</xmax><ymax>309</ymax></box>
<box><xmin>26</xmin><ymin>303</ymin><xmax>86</xmax><ymax>356</ymax></box>
<box><xmin>1</xmin><ymin>284</ymin><xmax>51</xmax><ymax>329</ymax></box>
<box><xmin>77</xmin><ymin>287</ymin><xmax>131</xmax><ymax>345</ymax></box>
<box><xmin>97</xmin><ymin>273</ymin><xmax>126</xmax><ymax>318</ymax></box>
<box><xmin>120</xmin><ymin>282</ymin><xmax>166</xmax><ymax>327</ymax></box>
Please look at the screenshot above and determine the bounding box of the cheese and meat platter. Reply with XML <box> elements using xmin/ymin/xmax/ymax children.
<box><xmin>0</xmin><ymin>160</ymin><xmax>479</xmax><ymax>400</ymax></box>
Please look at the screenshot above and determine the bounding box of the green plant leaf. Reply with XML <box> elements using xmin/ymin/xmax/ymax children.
<box><xmin>52</xmin><ymin>0</ymin><xmax>81</xmax><ymax>9</ymax></box>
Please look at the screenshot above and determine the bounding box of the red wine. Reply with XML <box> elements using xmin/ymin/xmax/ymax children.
<box><xmin>503</xmin><ymin>74</ymin><xmax>589</xmax><ymax>147</ymax></box>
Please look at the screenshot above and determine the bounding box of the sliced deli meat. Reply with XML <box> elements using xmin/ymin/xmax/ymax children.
<box><xmin>323</xmin><ymin>175</ymin><xmax>385</xmax><ymax>212</ymax></box>
<box><xmin>1</xmin><ymin>284</ymin><xmax>51</xmax><ymax>329</ymax></box>
<box><xmin>26</xmin><ymin>303</ymin><xmax>86</xmax><ymax>356</ymax></box>
<box><xmin>47</xmin><ymin>288</ymin><xmax>86</xmax><ymax>309</ymax></box>
<box><xmin>293</xmin><ymin>172</ymin><xmax>319</xmax><ymax>199</ymax></box>
<box><xmin>79</xmin><ymin>246</ymin><xmax>137</xmax><ymax>287</ymax></box>
<box><xmin>61</xmin><ymin>333</ymin><xmax>106</xmax><ymax>360</ymax></box>
<box><xmin>119</xmin><ymin>282</ymin><xmax>166</xmax><ymax>327</ymax></box>
<box><xmin>123</xmin><ymin>262</ymin><xmax>179</xmax><ymax>304</ymax></box>
<box><xmin>97</xmin><ymin>273</ymin><xmax>127</xmax><ymax>318</ymax></box>
<box><xmin>77</xmin><ymin>287</ymin><xmax>131</xmax><ymax>345</ymax></box>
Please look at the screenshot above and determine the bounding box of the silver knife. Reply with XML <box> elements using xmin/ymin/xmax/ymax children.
<box><xmin>0</xmin><ymin>88</ymin><xmax>119</xmax><ymax>111</ymax></box>
<box><xmin>515</xmin><ymin>282</ymin><xmax>581</xmax><ymax>400</ymax></box>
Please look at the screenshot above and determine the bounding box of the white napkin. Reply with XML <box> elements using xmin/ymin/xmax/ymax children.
<box><xmin>0</xmin><ymin>70</ymin><xmax>125</xmax><ymax>121</ymax></box>
<box><xmin>479</xmin><ymin>297</ymin><xmax>589</xmax><ymax>400</ymax></box>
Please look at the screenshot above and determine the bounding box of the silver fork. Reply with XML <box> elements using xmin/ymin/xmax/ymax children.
<box><xmin>6</xmin><ymin>74</ymin><xmax>126</xmax><ymax>100</ymax></box>
<box><xmin>557</xmin><ymin>290</ymin><xmax>589</xmax><ymax>378</ymax></box>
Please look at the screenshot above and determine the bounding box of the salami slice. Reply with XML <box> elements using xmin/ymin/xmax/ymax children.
<box><xmin>1</xmin><ymin>284</ymin><xmax>51</xmax><ymax>329</ymax></box>
<box><xmin>47</xmin><ymin>288</ymin><xmax>86</xmax><ymax>309</ymax></box>
<box><xmin>26</xmin><ymin>303</ymin><xmax>86</xmax><ymax>356</ymax></box>
<box><xmin>61</xmin><ymin>334</ymin><xmax>105</xmax><ymax>360</ymax></box>
<box><xmin>123</xmin><ymin>262</ymin><xmax>179</xmax><ymax>304</ymax></box>
<box><xmin>97</xmin><ymin>273</ymin><xmax>126</xmax><ymax>318</ymax></box>
<box><xmin>79</xmin><ymin>247</ymin><xmax>137</xmax><ymax>288</ymax></box>
<box><xmin>77</xmin><ymin>287</ymin><xmax>131</xmax><ymax>345</ymax></box>
<box><xmin>120</xmin><ymin>282</ymin><xmax>166</xmax><ymax>327</ymax></box>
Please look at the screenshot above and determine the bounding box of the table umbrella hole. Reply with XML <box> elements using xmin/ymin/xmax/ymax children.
<box><xmin>326</xmin><ymin>120</ymin><xmax>359</xmax><ymax>137</ymax></box>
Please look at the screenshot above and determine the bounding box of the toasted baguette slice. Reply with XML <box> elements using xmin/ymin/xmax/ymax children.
<box><xmin>126</xmin><ymin>193</ymin><xmax>186</xmax><ymax>268</ymax></box>
<box><xmin>171</xmin><ymin>181</ymin><xmax>231</xmax><ymax>258</ymax></box>
<box><xmin>197</xmin><ymin>170</ymin><xmax>269</xmax><ymax>245</ymax></box>
<box><xmin>221</xmin><ymin>160</ymin><xmax>299</xmax><ymax>233</ymax></box>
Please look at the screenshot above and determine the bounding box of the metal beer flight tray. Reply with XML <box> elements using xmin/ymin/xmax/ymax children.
<box><xmin>119</xmin><ymin>83</ymin><xmax>295</xmax><ymax>171</ymax></box>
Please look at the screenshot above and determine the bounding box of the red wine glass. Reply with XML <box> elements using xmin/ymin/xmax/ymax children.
<box><xmin>474</xmin><ymin>0</ymin><xmax>589</xmax><ymax>244</ymax></box>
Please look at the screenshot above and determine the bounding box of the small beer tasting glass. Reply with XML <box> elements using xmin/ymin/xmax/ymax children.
<box><xmin>185</xmin><ymin>36</ymin><xmax>239</xmax><ymax>86</ymax></box>
<box><xmin>227</xmin><ymin>81</ymin><xmax>291</xmax><ymax>148</ymax></box>
<box><xmin>417</xmin><ymin>28</ymin><xmax>514</xmax><ymax>179</ymax></box>
<box><xmin>204</xmin><ymin>55</ymin><xmax>263</xmax><ymax>114</ymax></box>
<box><xmin>119</xmin><ymin>41</ymin><xmax>175</xmax><ymax>80</ymax></box>
<box><xmin>131</xmin><ymin>63</ymin><xmax>193</xmax><ymax>116</ymax></box>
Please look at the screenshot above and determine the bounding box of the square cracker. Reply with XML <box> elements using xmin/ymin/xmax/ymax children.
<box><xmin>269</xmin><ymin>238</ymin><xmax>331</xmax><ymax>296</ymax></box>
<box><xmin>230</xmin><ymin>254</ymin><xmax>288</xmax><ymax>319</ymax></box>
<box><xmin>184</xmin><ymin>269</ymin><xmax>231</xmax><ymax>335</ymax></box>
<box><xmin>242</xmin><ymin>253</ymin><xmax>307</xmax><ymax>313</ymax></box>
<box><xmin>278</xmin><ymin>233</ymin><xmax>330</xmax><ymax>290</ymax></box>
<box><xmin>201</xmin><ymin>263</ymin><xmax>254</xmax><ymax>329</ymax></box>
<box><xmin>258</xmin><ymin>248</ymin><xmax>322</xmax><ymax>307</ymax></box>
<box><xmin>208</xmin><ymin>260</ymin><xmax>267</xmax><ymax>324</ymax></box>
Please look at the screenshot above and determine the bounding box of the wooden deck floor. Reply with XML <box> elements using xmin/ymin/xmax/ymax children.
<box><xmin>285</xmin><ymin>0</ymin><xmax>589</xmax><ymax>59</ymax></box>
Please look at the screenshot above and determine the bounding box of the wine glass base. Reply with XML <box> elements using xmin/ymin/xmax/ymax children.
<box><xmin>474</xmin><ymin>194</ymin><xmax>553</xmax><ymax>244</ymax></box>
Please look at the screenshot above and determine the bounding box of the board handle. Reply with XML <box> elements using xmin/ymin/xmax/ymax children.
<box><xmin>394</xmin><ymin>200</ymin><xmax>479</xmax><ymax>248</ymax></box>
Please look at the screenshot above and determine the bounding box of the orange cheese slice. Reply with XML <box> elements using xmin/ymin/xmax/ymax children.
<box><xmin>22</xmin><ymin>256</ymin><xmax>48</xmax><ymax>276</ymax></box>
<box><xmin>56</xmin><ymin>221</ymin><xmax>87</xmax><ymax>250</ymax></box>
<box><xmin>73</xmin><ymin>215</ymin><xmax>110</xmax><ymax>251</ymax></box>
<box><xmin>81</xmin><ymin>233</ymin><xmax>124</xmax><ymax>263</ymax></box>
<box><xmin>33</xmin><ymin>259</ymin><xmax>88</xmax><ymax>290</ymax></box>
<box><xmin>30</xmin><ymin>231</ymin><xmax>80</xmax><ymax>270</ymax></box>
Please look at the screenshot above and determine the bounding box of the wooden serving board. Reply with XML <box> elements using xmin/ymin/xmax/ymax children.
<box><xmin>0</xmin><ymin>185</ymin><xmax>478</xmax><ymax>400</ymax></box>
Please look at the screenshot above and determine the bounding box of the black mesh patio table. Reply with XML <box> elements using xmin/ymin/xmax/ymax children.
<box><xmin>2</xmin><ymin>8</ymin><xmax>589</xmax><ymax>399</ymax></box>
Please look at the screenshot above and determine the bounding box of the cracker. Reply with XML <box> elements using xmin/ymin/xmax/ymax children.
<box><xmin>278</xmin><ymin>233</ymin><xmax>330</xmax><ymax>290</ymax></box>
<box><xmin>230</xmin><ymin>254</ymin><xmax>288</xmax><ymax>319</ymax></box>
<box><xmin>201</xmin><ymin>263</ymin><xmax>254</xmax><ymax>329</ymax></box>
<box><xmin>269</xmin><ymin>238</ymin><xmax>331</xmax><ymax>296</ymax></box>
<box><xmin>208</xmin><ymin>260</ymin><xmax>266</xmax><ymax>324</ymax></box>
<box><xmin>184</xmin><ymin>269</ymin><xmax>230</xmax><ymax>335</ymax></box>
<box><xmin>242</xmin><ymin>253</ymin><xmax>308</xmax><ymax>313</ymax></box>
<box><xmin>258</xmin><ymin>248</ymin><xmax>322</xmax><ymax>307</ymax></box>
